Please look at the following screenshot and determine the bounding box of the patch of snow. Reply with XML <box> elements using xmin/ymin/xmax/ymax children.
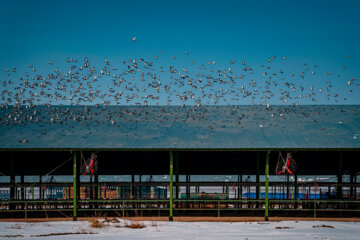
<box><xmin>0</xmin><ymin>220</ymin><xmax>359</xmax><ymax>240</ymax></box>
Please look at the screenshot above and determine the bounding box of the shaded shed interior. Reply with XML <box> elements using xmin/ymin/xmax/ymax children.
<box><xmin>1</xmin><ymin>150</ymin><xmax>359</xmax><ymax>176</ymax></box>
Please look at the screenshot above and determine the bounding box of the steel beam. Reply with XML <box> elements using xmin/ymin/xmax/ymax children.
<box><xmin>256</xmin><ymin>152</ymin><xmax>260</xmax><ymax>199</ymax></box>
<box><xmin>175</xmin><ymin>152</ymin><xmax>179</xmax><ymax>199</ymax></box>
<box><xmin>265</xmin><ymin>151</ymin><xmax>270</xmax><ymax>221</ymax></box>
<box><xmin>169</xmin><ymin>151</ymin><xmax>174</xmax><ymax>221</ymax></box>
<box><xmin>294</xmin><ymin>174</ymin><xmax>298</xmax><ymax>208</ymax></box>
<box><xmin>39</xmin><ymin>175</ymin><xmax>42</xmax><ymax>200</ymax></box>
<box><xmin>131</xmin><ymin>175</ymin><xmax>134</xmax><ymax>200</ymax></box>
<box><xmin>95</xmin><ymin>172</ymin><xmax>99</xmax><ymax>200</ymax></box>
<box><xmin>9</xmin><ymin>152</ymin><xmax>15</xmax><ymax>210</ymax></box>
<box><xmin>350</xmin><ymin>172</ymin><xmax>354</xmax><ymax>198</ymax></box>
<box><xmin>73</xmin><ymin>151</ymin><xmax>78</xmax><ymax>221</ymax></box>
<box><xmin>337</xmin><ymin>152</ymin><xmax>343</xmax><ymax>199</ymax></box>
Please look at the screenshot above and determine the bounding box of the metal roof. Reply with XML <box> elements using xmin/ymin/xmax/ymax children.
<box><xmin>0</xmin><ymin>105</ymin><xmax>359</xmax><ymax>150</ymax></box>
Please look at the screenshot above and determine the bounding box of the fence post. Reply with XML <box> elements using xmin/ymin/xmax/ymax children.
<box><xmin>25</xmin><ymin>201</ymin><xmax>28</xmax><ymax>219</ymax></box>
<box><xmin>265</xmin><ymin>151</ymin><xmax>270</xmax><ymax>221</ymax></box>
<box><xmin>169</xmin><ymin>151</ymin><xmax>174</xmax><ymax>221</ymax></box>
<box><xmin>73</xmin><ymin>152</ymin><xmax>78</xmax><ymax>221</ymax></box>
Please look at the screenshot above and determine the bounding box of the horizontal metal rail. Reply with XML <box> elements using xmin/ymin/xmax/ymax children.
<box><xmin>1</xmin><ymin>199</ymin><xmax>359</xmax><ymax>219</ymax></box>
<box><xmin>1</xmin><ymin>182</ymin><xmax>360</xmax><ymax>187</ymax></box>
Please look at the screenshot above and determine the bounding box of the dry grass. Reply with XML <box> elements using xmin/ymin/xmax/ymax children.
<box><xmin>124</xmin><ymin>220</ymin><xmax>146</xmax><ymax>229</ymax></box>
<box><xmin>103</xmin><ymin>217</ymin><xmax>120</xmax><ymax>223</ymax></box>
<box><xmin>0</xmin><ymin>234</ymin><xmax>24</xmax><ymax>238</ymax></box>
<box><xmin>275</xmin><ymin>226</ymin><xmax>294</xmax><ymax>229</ymax></box>
<box><xmin>89</xmin><ymin>219</ymin><xmax>106</xmax><ymax>228</ymax></box>
<box><xmin>10</xmin><ymin>224</ymin><xmax>22</xmax><ymax>229</ymax></box>
<box><xmin>313</xmin><ymin>224</ymin><xmax>335</xmax><ymax>229</ymax></box>
<box><xmin>110</xmin><ymin>217</ymin><xmax>120</xmax><ymax>223</ymax></box>
<box><xmin>151</xmin><ymin>222</ymin><xmax>158</xmax><ymax>227</ymax></box>
<box><xmin>30</xmin><ymin>232</ymin><xmax>97</xmax><ymax>237</ymax></box>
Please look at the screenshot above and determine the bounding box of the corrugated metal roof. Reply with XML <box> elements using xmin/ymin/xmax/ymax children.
<box><xmin>0</xmin><ymin>105</ymin><xmax>359</xmax><ymax>150</ymax></box>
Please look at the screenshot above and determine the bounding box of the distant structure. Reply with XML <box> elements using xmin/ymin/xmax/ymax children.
<box><xmin>0</xmin><ymin>105</ymin><xmax>359</xmax><ymax>221</ymax></box>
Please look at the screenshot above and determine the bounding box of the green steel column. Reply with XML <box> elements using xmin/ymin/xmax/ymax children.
<box><xmin>169</xmin><ymin>151</ymin><xmax>174</xmax><ymax>221</ymax></box>
<box><xmin>337</xmin><ymin>152</ymin><xmax>343</xmax><ymax>199</ymax></box>
<box><xmin>265</xmin><ymin>151</ymin><xmax>270</xmax><ymax>221</ymax></box>
<box><xmin>131</xmin><ymin>175</ymin><xmax>134</xmax><ymax>200</ymax></box>
<box><xmin>9</xmin><ymin>152</ymin><xmax>15</xmax><ymax>210</ymax></box>
<box><xmin>186</xmin><ymin>174</ymin><xmax>190</xmax><ymax>199</ymax></box>
<box><xmin>175</xmin><ymin>152</ymin><xmax>179</xmax><ymax>199</ymax></box>
<box><xmin>39</xmin><ymin>175</ymin><xmax>42</xmax><ymax>200</ymax></box>
<box><xmin>21</xmin><ymin>170</ymin><xmax>25</xmax><ymax>210</ymax></box>
<box><xmin>95</xmin><ymin>172</ymin><xmax>99</xmax><ymax>200</ymax></box>
<box><xmin>286</xmin><ymin>175</ymin><xmax>289</xmax><ymax>200</ymax></box>
<box><xmin>21</xmin><ymin>169</ymin><xmax>25</xmax><ymax>200</ymax></box>
<box><xmin>256</xmin><ymin>152</ymin><xmax>260</xmax><ymax>199</ymax></box>
<box><xmin>89</xmin><ymin>175</ymin><xmax>93</xmax><ymax>200</ymax></box>
<box><xmin>355</xmin><ymin>175</ymin><xmax>357</xmax><ymax>200</ymax></box>
<box><xmin>139</xmin><ymin>175</ymin><xmax>142</xmax><ymax>199</ymax></box>
<box><xmin>294</xmin><ymin>174</ymin><xmax>298</xmax><ymax>209</ymax></box>
<box><xmin>350</xmin><ymin>172</ymin><xmax>354</xmax><ymax>199</ymax></box>
<box><xmin>98</xmin><ymin>184</ymin><xmax>101</xmax><ymax>199</ymax></box>
<box><xmin>76</xmin><ymin>155</ymin><xmax>80</xmax><ymax>201</ymax></box>
<box><xmin>240</xmin><ymin>172</ymin><xmax>243</xmax><ymax>199</ymax></box>
<box><xmin>294</xmin><ymin>174</ymin><xmax>298</xmax><ymax>199</ymax></box>
<box><xmin>73</xmin><ymin>152</ymin><xmax>78</xmax><ymax>221</ymax></box>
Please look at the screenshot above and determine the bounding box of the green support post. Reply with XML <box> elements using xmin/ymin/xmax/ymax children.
<box><xmin>286</xmin><ymin>175</ymin><xmax>289</xmax><ymax>200</ymax></box>
<box><xmin>186</xmin><ymin>174</ymin><xmax>190</xmax><ymax>199</ymax></box>
<box><xmin>350</xmin><ymin>172</ymin><xmax>354</xmax><ymax>199</ymax></box>
<box><xmin>337</xmin><ymin>152</ymin><xmax>343</xmax><ymax>200</ymax></box>
<box><xmin>265</xmin><ymin>151</ymin><xmax>270</xmax><ymax>221</ymax></box>
<box><xmin>131</xmin><ymin>175</ymin><xmax>134</xmax><ymax>200</ymax></box>
<box><xmin>25</xmin><ymin>202</ymin><xmax>28</xmax><ymax>219</ymax></box>
<box><xmin>9</xmin><ymin>152</ymin><xmax>15</xmax><ymax>210</ymax></box>
<box><xmin>354</xmin><ymin>175</ymin><xmax>357</xmax><ymax>200</ymax></box>
<box><xmin>314</xmin><ymin>194</ymin><xmax>316</xmax><ymax>218</ymax></box>
<box><xmin>39</xmin><ymin>175</ymin><xmax>42</xmax><ymax>200</ymax></box>
<box><xmin>94</xmin><ymin>171</ymin><xmax>99</xmax><ymax>209</ymax></box>
<box><xmin>294</xmin><ymin>174</ymin><xmax>298</xmax><ymax>209</ymax></box>
<box><xmin>175</xmin><ymin>152</ymin><xmax>179</xmax><ymax>199</ymax></box>
<box><xmin>76</xmin><ymin>154</ymin><xmax>80</xmax><ymax>202</ymax></box>
<box><xmin>240</xmin><ymin>172</ymin><xmax>242</xmax><ymax>199</ymax></box>
<box><xmin>256</xmin><ymin>152</ymin><xmax>260</xmax><ymax>199</ymax></box>
<box><xmin>139</xmin><ymin>175</ymin><xmax>142</xmax><ymax>199</ymax></box>
<box><xmin>169</xmin><ymin>151</ymin><xmax>174</xmax><ymax>221</ymax></box>
<box><xmin>95</xmin><ymin>172</ymin><xmax>99</xmax><ymax>200</ymax></box>
<box><xmin>73</xmin><ymin>152</ymin><xmax>78</xmax><ymax>221</ymax></box>
<box><xmin>217</xmin><ymin>200</ymin><xmax>220</xmax><ymax>218</ymax></box>
<box><xmin>89</xmin><ymin>175</ymin><xmax>93</xmax><ymax>201</ymax></box>
<box><xmin>21</xmin><ymin>169</ymin><xmax>25</xmax><ymax>201</ymax></box>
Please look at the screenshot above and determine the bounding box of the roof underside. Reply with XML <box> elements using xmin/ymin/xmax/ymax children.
<box><xmin>0</xmin><ymin>105</ymin><xmax>360</xmax><ymax>150</ymax></box>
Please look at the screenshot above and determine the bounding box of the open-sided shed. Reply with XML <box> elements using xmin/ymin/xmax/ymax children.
<box><xmin>1</xmin><ymin>105</ymin><xmax>360</xmax><ymax>220</ymax></box>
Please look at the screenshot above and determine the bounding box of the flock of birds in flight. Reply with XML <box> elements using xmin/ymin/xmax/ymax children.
<box><xmin>0</xmin><ymin>38</ymin><xmax>359</xmax><ymax>144</ymax></box>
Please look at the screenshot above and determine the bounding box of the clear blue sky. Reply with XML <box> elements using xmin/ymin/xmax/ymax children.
<box><xmin>1</xmin><ymin>0</ymin><xmax>360</xmax><ymax>105</ymax></box>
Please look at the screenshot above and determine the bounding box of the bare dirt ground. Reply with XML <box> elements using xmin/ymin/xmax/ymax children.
<box><xmin>1</xmin><ymin>216</ymin><xmax>360</xmax><ymax>222</ymax></box>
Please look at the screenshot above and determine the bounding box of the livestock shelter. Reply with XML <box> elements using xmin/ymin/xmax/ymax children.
<box><xmin>0</xmin><ymin>105</ymin><xmax>359</xmax><ymax>220</ymax></box>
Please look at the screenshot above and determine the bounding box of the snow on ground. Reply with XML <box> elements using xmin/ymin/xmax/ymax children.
<box><xmin>0</xmin><ymin>219</ymin><xmax>359</xmax><ymax>240</ymax></box>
